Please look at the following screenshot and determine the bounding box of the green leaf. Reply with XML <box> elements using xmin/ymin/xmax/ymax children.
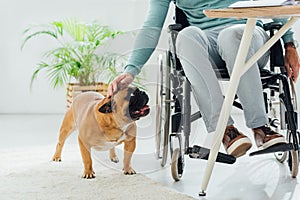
<box><xmin>22</xmin><ymin>18</ymin><xmax>145</xmax><ymax>89</ymax></box>
<box><xmin>21</xmin><ymin>30</ymin><xmax>58</xmax><ymax>50</ymax></box>
<box><xmin>30</xmin><ymin>62</ymin><xmax>49</xmax><ymax>90</ymax></box>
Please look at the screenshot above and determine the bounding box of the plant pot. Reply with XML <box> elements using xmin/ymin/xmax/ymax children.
<box><xmin>66</xmin><ymin>82</ymin><xmax>108</xmax><ymax>108</ymax></box>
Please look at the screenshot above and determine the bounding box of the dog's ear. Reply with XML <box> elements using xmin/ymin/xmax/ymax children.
<box><xmin>98</xmin><ymin>100</ymin><xmax>113</xmax><ymax>113</ymax></box>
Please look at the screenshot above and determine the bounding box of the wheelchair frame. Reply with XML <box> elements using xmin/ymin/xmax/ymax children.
<box><xmin>155</xmin><ymin>5</ymin><xmax>300</xmax><ymax>194</ymax></box>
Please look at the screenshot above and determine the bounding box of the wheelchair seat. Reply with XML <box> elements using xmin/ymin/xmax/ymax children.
<box><xmin>169</xmin><ymin>6</ymin><xmax>286</xmax><ymax>81</ymax></box>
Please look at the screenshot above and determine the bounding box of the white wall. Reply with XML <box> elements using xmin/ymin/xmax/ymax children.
<box><xmin>0</xmin><ymin>0</ymin><xmax>157</xmax><ymax>113</ymax></box>
<box><xmin>1</xmin><ymin>0</ymin><xmax>300</xmax><ymax>114</ymax></box>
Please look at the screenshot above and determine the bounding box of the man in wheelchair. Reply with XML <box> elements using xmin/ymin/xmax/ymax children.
<box><xmin>108</xmin><ymin>0</ymin><xmax>300</xmax><ymax>158</ymax></box>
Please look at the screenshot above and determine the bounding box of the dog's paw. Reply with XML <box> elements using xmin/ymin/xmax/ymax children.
<box><xmin>82</xmin><ymin>170</ymin><xmax>95</xmax><ymax>179</ymax></box>
<box><xmin>52</xmin><ymin>155</ymin><xmax>61</xmax><ymax>162</ymax></box>
<box><xmin>123</xmin><ymin>167</ymin><xmax>136</xmax><ymax>175</ymax></box>
<box><xmin>110</xmin><ymin>156</ymin><xmax>119</xmax><ymax>163</ymax></box>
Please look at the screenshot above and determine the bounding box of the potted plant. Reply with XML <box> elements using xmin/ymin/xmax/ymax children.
<box><xmin>22</xmin><ymin>18</ymin><xmax>145</xmax><ymax>107</ymax></box>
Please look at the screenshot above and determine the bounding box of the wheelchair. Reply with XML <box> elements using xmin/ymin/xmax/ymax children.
<box><xmin>155</xmin><ymin>5</ymin><xmax>300</xmax><ymax>183</ymax></box>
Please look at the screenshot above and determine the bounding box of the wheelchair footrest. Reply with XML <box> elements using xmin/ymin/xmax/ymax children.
<box><xmin>249</xmin><ymin>143</ymin><xmax>293</xmax><ymax>156</ymax></box>
<box><xmin>187</xmin><ymin>145</ymin><xmax>236</xmax><ymax>164</ymax></box>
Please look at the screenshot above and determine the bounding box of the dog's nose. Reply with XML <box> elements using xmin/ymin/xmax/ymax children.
<box><xmin>133</xmin><ymin>89</ymin><xmax>146</xmax><ymax>96</ymax></box>
<box><xmin>133</xmin><ymin>88</ymin><xmax>141</xmax><ymax>95</ymax></box>
<box><xmin>133</xmin><ymin>88</ymin><xmax>148</xmax><ymax>98</ymax></box>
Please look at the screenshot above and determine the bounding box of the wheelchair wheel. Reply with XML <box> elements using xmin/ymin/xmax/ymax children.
<box><xmin>289</xmin><ymin>149</ymin><xmax>299</xmax><ymax>178</ymax></box>
<box><xmin>289</xmin><ymin>80</ymin><xmax>299</xmax><ymax>178</ymax></box>
<box><xmin>274</xmin><ymin>150</ymin><xmax>288</xmax><ymax>163</ymax></box>
<box><xmin>274</xmin><ymin>79</ymin><xmax>297</xmax><ymax>165</ymax></box>
<box><xmin>287</xmin><ymin>130</ymin><xmax>299</xmax><ymax>178</ymax></box>
<box><xmin>275</xmin><ymin>78</ymin><xmax>299</xmax><ymax>177</ymax></box>
<box><xmin>155</xmin><ymin>53</ymin><xmax>171</xmax><ymax>167</ymax></box>
<box><xmin>171</xmin><ymin>148</ymin><xmax>184</xmax><ymax>181</ymax></box>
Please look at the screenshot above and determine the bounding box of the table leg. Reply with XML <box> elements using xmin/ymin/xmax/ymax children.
<box><xmin>199</xmin><ymin>16</ymin><xmax>299</xmax><ymax>196</ymax></box>
<box><xmin>199</xmin><ymin>18</ymin><xmax>257</xmax><ymax>196</ymax></box>
<box><xmin>241</xmin><ymin>17</ymin><xmax>298</xmax><ymax>75</ymax></box>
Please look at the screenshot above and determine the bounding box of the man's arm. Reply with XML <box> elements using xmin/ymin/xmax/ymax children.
<box><xmin>273</xmin><ymin>18</ymin><xmax>300</xmax><ymax>82</ymax></box>
<box><xmin>107</xmin><ymin>0</ymin><xmax>171</xmax><ymax>96</ymax></box>
<box><xmin>124</xmin><ymin>0</ymin><xmax>171</xmax><ymax>77</ymax></box>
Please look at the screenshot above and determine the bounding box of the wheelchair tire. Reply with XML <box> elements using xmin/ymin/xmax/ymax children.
<box><xmin>288</xmin><ymin>80</ymin><xmax>299</xmax><ymax>178</ymax></box>
<box><xmin>171</xmin><ymin>148</ymin><xmax>184</xmax><ymax>181</ymax></box>
<box><xmin>274</xmin><ymin>151</ymin><xmax>287</xmax><ymax>163</ymax></box>
<box><xmin>155</xmin><ymin>53</ymin><xmax>171</xmax><ymax>167</ymax></box>
<box><xmin>289</xmin><ymin>149</ymin><xmax>299</xmax><ymax>178</ymax></box>
<box><xmin>287</xmin><ymin>130</ymin><xmax>299</xmax><ymax>178</ymax></box>
<box><xmin>273</xmin><ymin>79</ymin><xmax>298</xmax><ymax>169</ymax></box>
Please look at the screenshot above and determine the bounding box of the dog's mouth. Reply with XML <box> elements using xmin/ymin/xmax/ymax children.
<box><xmin>129</xmin><ymin>88</ymin><xmax>150</xmax><ymax>120</ymax></box>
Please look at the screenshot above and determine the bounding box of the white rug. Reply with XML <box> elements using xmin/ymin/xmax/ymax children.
<box><xmin>0</xmin><ymin>144</ymin><xmax>195</xmax><ymax>200</ymax></box>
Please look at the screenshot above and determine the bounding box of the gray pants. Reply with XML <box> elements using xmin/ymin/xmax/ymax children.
<box><xmin>176</xmin><ymin>24</ymin><xmax>270</xmax><ymax>133</ymax></box>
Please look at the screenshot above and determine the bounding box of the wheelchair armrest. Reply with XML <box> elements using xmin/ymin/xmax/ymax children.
<box><xmin>263</xmin><ymin>22</ymin><xmax>285</xmax><ymax>68</ymax></box>
<box><xmin>168</xmin><ymin>23</ymin><xmax>183</xmax><ymax>32</ymax></box>
<box><xmin>263</xmin><ymin>22</ymin><xmax>282</xmax><ymax>31</ymax></box>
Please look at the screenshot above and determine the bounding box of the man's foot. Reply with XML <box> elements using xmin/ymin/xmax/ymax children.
<box><xmin>252</xmin><ymin>125</ymin><xmax>287</xmax><ymax>150</ymax></box>
<box><xmin>222</xmin><ymin>125</ymin><xmax>252</xmax><ymax>158</ymax></box>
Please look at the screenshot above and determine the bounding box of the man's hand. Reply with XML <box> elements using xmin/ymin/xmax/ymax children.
<box><xmin>285</xmin><ymin>47</ymin><xmax>300</xmax><ymax>82</ymax></box>
<box><xmin>107</xmin><ymin>73</ymin><xmax>134</xmax><ymax>97</ymax></box>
